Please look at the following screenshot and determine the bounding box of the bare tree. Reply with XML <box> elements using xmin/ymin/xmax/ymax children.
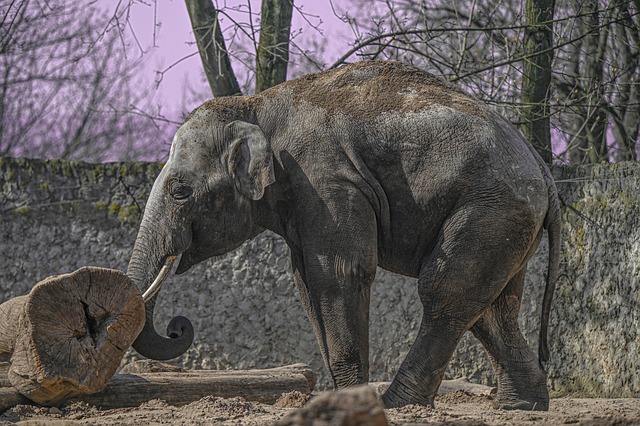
<box><xmin>184</xmin><ymin>0</ymin><xmax>325</xmax><ymax>97</ymax></box>
<box><xmin>555</xmin><ymin>0</ymin><xmax>611</xmax><ymax>163</ymax></box>
<box><xmin>0</xmin><ymin>0</ymin><xmax>172</xmax><ymax>161</ymax></box>
<box><xmin>520</xmin><ymin>0</ymin><xmax>556</xmax><ymax>164</ymax></box>
<box><xmin>332</xmin><ymin>0</ymin><xmax>639</xmax><ymax>164</ymax></box>
<box><xmin>554</xmin><ymin>0</ymin><xmax>640</xmax><ymax>162</ymax></box>
<box><xmin>609</xmin><ymin>0</ymin><xmax>640</xmax><ymax>161</ymax></box>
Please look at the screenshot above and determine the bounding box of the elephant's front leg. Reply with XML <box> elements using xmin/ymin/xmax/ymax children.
<box><xmin>291</xmin><ymin>249</ymin><xmax>376</xmax><ymax>388</ymax></box>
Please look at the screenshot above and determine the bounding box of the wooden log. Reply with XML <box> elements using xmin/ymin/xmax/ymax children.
<box><xmin>120</xmin><ymin>360</ymin><xmax>317</xmax><ymax>390</ymax></box>
<box><xmin>72</xmin><ymin>363</ymin><xmax>316</xmax><ymax>408</ymax></box>
<box><xmin>0</xmin><ymin>267</ymin><xmax>144</xmax><ymax>406</ymax></box>
<box><xmin>0</xmin><ymin>363</ymin><xmax>316</xmax><ymax>412</ymax></box>
<box><xmin>0</xmin><ymin>296</ymin><xmax>27</xmax><ymax>360</ymax></box>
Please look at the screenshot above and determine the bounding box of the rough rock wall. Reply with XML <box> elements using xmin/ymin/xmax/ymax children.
<box><xmin>1</xmin><ymin>157</ymin><xmax>638</xmax><ymax>396</ymax></box>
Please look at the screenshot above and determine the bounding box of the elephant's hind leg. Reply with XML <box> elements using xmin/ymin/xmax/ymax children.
<box><xmin>381</xmin><ymin>205</ymin><xmax>541</xmax><ymax>409</ymax></box>
<box><xmin>470</xmin><ymin>268</ymin><xmax>549</xmax><ymax>411</ymax></box>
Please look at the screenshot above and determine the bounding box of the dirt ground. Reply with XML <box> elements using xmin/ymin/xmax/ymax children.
<box><xmin>1</xmin><ymin>391</ymin><xmax>639</xmax><ymax>425</ymax></box>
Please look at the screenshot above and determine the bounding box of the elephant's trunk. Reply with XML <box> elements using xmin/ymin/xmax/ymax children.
<box><xmin>127</xmin><ymin>223</ymin><xmax>194</xmax><ymax>361</ymax></box>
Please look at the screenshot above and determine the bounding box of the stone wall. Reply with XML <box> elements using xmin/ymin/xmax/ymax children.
<box><xmin>1</xmin><ymin>157</ymin><xmax>638</xmax><ymax>396</ymax></box>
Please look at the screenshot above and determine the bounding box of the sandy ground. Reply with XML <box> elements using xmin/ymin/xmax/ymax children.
<box><xmin>1</xmin><ymin>391</ymin><xmax>639</xmax><ymax>425</ymax></box>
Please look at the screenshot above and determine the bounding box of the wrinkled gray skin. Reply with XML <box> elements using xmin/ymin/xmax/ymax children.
<box><xmin>128</xmin><ymin>61</ymin><xmax>561</xmax><ymax>410</ymax></box>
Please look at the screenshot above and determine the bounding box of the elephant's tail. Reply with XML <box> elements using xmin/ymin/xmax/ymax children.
<box><xmin>538</xmin><ymin>174</ymin><xmax>562</xmax><ymax>368</ymax></box>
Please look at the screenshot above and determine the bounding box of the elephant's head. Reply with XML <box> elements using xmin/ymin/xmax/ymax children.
<box><xmin>128</xmin><ymin>108</ymin><xmax>275</xmax><ymax>360</ymax></box>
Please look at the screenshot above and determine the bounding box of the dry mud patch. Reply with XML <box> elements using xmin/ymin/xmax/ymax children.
<box><xmin>1</xmin><ymin>392</ymin><xmax>639</xmax><ymax>425</ymax></box>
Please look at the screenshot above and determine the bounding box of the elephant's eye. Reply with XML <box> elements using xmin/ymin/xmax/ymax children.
<box><xmin>171</xmin><ymin>184</ymin><xmax>193</xmax><ymax>200</ymax></box>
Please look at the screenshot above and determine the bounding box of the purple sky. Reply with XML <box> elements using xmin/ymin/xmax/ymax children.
<box><xmin>116</xmin><ymin>0</ymin><xmax>358</xmax><ymax>121</ymax></box>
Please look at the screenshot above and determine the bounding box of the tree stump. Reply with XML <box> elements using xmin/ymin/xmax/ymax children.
<box><xmin>0</xmin><ymin>267</ymin><xmax>144</xmax><ymax>405</ymax></box>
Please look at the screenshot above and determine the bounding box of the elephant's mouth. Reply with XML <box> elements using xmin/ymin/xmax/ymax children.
<box><xmin>175</xmin><ymin>247</ymin><xmax>212</xmax><ymax>275</ymax></box>
<box><xmin>142</xmin><ymin>255</ymin><xmax>178</xmax><ymax>303</ymax></box>
<box><xmin>175</xmin><ymin>252</ymin><xmax>194</xmax><ymax>275</ymax></box>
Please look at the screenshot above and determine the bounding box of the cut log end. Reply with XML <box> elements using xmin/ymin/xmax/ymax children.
<box><xmin>7</xmin><ymin>267</ymin><xmax>145</xmax><ymax>405</ymax></box>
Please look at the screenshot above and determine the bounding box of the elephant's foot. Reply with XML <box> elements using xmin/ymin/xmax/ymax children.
<box><xmin>493</xmin><ymin>368</ymin><xmax>549</xmax><ymax>411</ymax></box>
<box><xmin>380</xmin><ymin>377</ymin><xmax>435</xmax><ymax>409</ymax></box>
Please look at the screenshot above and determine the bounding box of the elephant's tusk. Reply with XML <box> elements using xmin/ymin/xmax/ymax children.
<box><xmin>142</xmin><ymin>255</ymin><xmax>177</xmax><ymax>303</ymax></box>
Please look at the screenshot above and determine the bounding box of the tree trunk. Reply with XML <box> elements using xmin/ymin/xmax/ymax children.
<box><xmin>584</xmin><ymin>0</ymin><xmax>610</xmax><ymax>163</ymax></box>
<box><xmin>185</xmin><ymin>0</ymin><xmax>242</xmax><ymax>97</ymax></box>
<box><xmin>1</xmin><ymin>362</ymin><xmax>317</xmax><ymax>412</ymax></box>
<box><xmin>520</xmin><ymin>0</ymin><xmax>556</xmax><ymax>164</ymax></box>
<box><xmin>0</xmin><ymin>267</ymin><xmax>144</xmax><ymax>406</ymax></box>
<box><xmin>255</xmin><ymin>0</ymin><xmax>294</xmax><ymax>93</ymax></box>
<box><xmin>611</xmin><ymin>0</ymin><xmax>640</xmax><ymax>161</ymax></box>
<box><xmin>566</xmin><ymin>0</ymin><xmax>611</xmax><ymax>164</ymax></box>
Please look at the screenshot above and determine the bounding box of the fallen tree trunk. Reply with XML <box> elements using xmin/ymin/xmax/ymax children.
<box><xmin>1</xmin><ymin>363</ymin><xmax>316</xmax><ymax>412</ymax></box>
<box><xmin>75</xmin><ymin>363</ymin><xmax>316</xmax><ymax>409</ymax></box>
<box><xmin>0</xmin><ymin>267</ymin><xmax>145</xmax><ymax>405</ymax></box>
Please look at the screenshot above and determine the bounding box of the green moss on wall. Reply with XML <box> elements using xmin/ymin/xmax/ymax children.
<box><xmin>108</xmin><ymin>203</ymin><xmax>121</xmax><ymax>216</ymax></box>
<box><xmin>93</xmin><ymin>164</ymin><xmax>107</xmax><ymax>179</ymax></box>
<box><xmin>117</xmin><ymin>205</ymin><xmax>141</xmax><ymax>223</ymax></box>
<box><xmin>45</xmin><ymin>159</ymin><xmax>76</xmax><ymax>177</ymax></box>
<box><xmin>102</xmin><ymin>202</ymin><xmax>141</xmax><ymax>223</ymax></box>
<box><xmin>12</xmin><ymin>206</ymin><xmax>32</xmax><ymax>215</ymax></box>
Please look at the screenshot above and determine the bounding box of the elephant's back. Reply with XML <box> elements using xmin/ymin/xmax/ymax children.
<box><xmin>257</xmin><ymin>61</ymin><xmax>543</xmax><ymax>187</ymax></box>
<box><xmin>259</xmin><ymin>61</ymin><xmax>489</xmax><ymax>122</ymax></box>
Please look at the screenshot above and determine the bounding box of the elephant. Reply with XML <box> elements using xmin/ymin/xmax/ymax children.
<box><xmin>127</xmin><ymin>60</ymin><xmax>561</xmax><ymax>411</ymax></box>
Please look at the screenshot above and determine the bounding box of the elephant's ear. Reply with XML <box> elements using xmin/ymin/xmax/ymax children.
<box><xmin>225</xmin><ymin>121</ymin><xmax>275</xmax><ymax>200</ymax></box>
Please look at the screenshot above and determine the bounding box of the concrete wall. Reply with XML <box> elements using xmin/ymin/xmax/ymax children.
<box><xmin>1</xmin><ymin>157</ymin><xmax>638</xmax><ymax>396</ymax></box>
